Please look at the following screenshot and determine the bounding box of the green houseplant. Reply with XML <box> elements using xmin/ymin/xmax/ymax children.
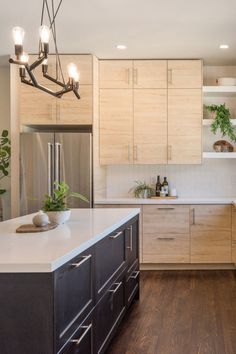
<box><xmin>205</xmin><ymin>104</ymin><xmax>236</xmax><ymax>143</ymax></box>
<box><xmin>0</xmin><ymin>130</ymin><xmax>11</xmax><ymax>195</ymax></box>
<box><xmin>129</xmin><ymin>181</ymin><xmax>154</xmax><ymax>199</ymax></box>
<box><xmin>42</xmin><ymin>181</ymin><xmax>88</xmax><ymax>224</ymax></box>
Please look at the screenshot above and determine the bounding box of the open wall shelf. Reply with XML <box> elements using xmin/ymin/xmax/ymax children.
<box><xmin>203</xmin><ymin>152</ymin><xmax>236</xmax><ymax>159</ymax></box>
<box><xmin>203</xmin><ymin>86</ymin><xmax>236</xmax><ymax>96</ymax></box>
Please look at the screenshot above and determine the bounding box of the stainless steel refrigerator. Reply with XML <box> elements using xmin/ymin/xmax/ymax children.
<box><xmin>20</xmin><ymin>131</ymin><xmax>93</xmax><ymax>216</ymax></box>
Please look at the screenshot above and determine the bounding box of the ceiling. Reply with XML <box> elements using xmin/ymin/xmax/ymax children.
<box><xmin>0</xmin><ymin>0</ymin><xmax>236</xmax><ymax>65</ymax></box>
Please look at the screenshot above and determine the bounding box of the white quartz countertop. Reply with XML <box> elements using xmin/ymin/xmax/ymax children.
<box><xmin>95</xmin><ymin>197</ymin><xmax>236</xmax><ymax>205</ymax></box>
<box><xmin>0</xmin><ymin>208</ymin><xmax>140</xmax><ymax>273</ymax></box>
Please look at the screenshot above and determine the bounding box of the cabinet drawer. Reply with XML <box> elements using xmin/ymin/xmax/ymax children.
<box><xmin>126</xmin><ymin>260</ymin><xmax>139</xmax><ymax>306</ymax></box>
<box><xmin>94</xmin><ymin>275</ymin><xmax>126</xmax><ymax>354</ymax></box>
<box><xmin>143</xmin><ymin>233</ymin><xmax>190</xmax><ymax>263</ymax></box>
<box><xmin>60</xmin><ymin>314</ymin><xmax>93</xmax><ymax>354</ymax></box>
<box><xmin>125</xmin><ymin>218</ymin><xmax>139</xmax><ymax>269</ymax></box>
<box><xmin>95</xmin><ymin>228</ymin><xmax>126</xmax><ymax>298</ymax></box>
<box><xmin>55</xmin><ymin>249</ymin><xmax>94</xmax><ymax>351</ymax></box>
<box><xmin>143</xmin><ymin>205</ymin><xmax>190</xmax><ymax>234</ymax></box>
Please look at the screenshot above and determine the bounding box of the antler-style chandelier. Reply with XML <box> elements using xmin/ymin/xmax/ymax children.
<box><xmin>9</xmin><ymin>0</ymin><xmax>80</xmax><ymax>99</ymax></box>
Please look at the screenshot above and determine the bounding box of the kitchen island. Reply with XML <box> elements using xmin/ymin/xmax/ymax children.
<box><xmin>0</xmin><ymin>208</ymin><xmax>140</xmax><ymax>354</ymax></box>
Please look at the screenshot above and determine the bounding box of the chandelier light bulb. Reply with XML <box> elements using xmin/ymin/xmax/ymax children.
<box><xmin>20</xmin><ymin>52</ymin><xmax>29</xmax><ymax>64</ymax></box>
<box><xmin>67</xmin><ymin>63</ymin><xmax>78</xmax><ymax>79</ymax></box>
<box><xmin>12</xmin><ymin>26</ymin><xmax>25</xmax><ymax>45</ymax></box>
<box><xmin>74</xmin><ymin>71</ymin><xmax>80</xmax><ymax>82</ymax></box>
<box><xmin>39</xmin><ymin>25</ymin><xmax>50</xmax><ymax>43</ymax></box>
<box><xmin>42</xmin><ymin>59</ymin><xmax>48</xmax><ymax>65</ymax></box>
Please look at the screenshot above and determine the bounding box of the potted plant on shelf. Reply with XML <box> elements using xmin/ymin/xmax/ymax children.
<box><xmin>129</xmin><ymin>181</ymin><xmax>154</xmax><ymax>199</ymax></box>
<box><xmin>42</xmin><ymin>181</ymin><xmax>88</xmax><ymax>225</ymax></box>
<box><xmin>205</xmin><ymin>104</ymin><xmax>236</xmax><ymax>152</ymax></box>
<box><xmin>0</xmin><ymin>130</ymin><xmax>11</xmax><ymax>195</ymax></box>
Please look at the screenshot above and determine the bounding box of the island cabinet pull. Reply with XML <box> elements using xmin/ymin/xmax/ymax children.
<box><xmin>109</xmin><ymin>230</ymin><xmax>123</xmax><ymax>239</ymax></box>
<box><xmin>71</xmin><ymin>324</ymin><xmax>92</xmax><ymax>346</ymax></box>
<box><xmin>70</xmin><ymin>254</ymin><xmax>92</xmax><ymax>268</ymax></box>
<box><xmin>130</xmin><ymin>271</ymin><xmax>140</xmax><ymax>279</ymax></box>
<box><xmin>109</xmin><ymin>282</ymin><xmax>122</xmax><ymax>294</ymax></box>
<box><xmin>126</xmin><ymin>225</ymin><xmax>133</xmax><ymax>251</ymax></box>
<box><xmin>157</xmin><ymin>237</ymin><xmax>175</xmax><ymax>241</ymax></box>
<box><xmin>156</xmin><ymin>207</ymin><xmax>175</xmax><ymax>210</ymax></box>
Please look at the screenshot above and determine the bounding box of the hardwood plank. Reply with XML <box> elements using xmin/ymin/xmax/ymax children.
<box><xmin>107</xmin><ymin>270</ymin><xmax>236</xmax><ymax>354</ymax></box>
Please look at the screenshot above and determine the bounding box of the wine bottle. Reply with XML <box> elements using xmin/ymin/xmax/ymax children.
<box><xmin>155</xmin><ymin>175</ymin><xmax>161</xmax><ymax>197</ymax></box>
<box><xmin>162</xmin><ymin>177</ymin><xmax>169</xmax><ymax>196</ymax></box>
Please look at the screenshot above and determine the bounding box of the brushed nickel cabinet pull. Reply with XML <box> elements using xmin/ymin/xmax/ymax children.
<box><xmin>71</xmin><ymin>254</ymin><xmax>92</xmax><ymax>268</ymax></box>
<box><xmin>127</xmin><ymin>145</ymin><xmax>131</xmax><ymax>162</ymax></box>
<box><xmin>168</xmin><ymin>145</ymin><xmax>172</xmax><ymax>160</ymax></box>
<box><xmin>130</xmin><ymin>270</ymin><xmax>140</xmax><ymax>279</ymax></box>
<box><xmin>109</xmin><ymin>231</ymin><xmax>123</xmax><ymax>239</ymax></box>
<box><xmin>134</xmin><ymin>68</ymin><xmax>138</xmax><ymax>85</ymax></box>
<box><xmin>71</xmin><ymin>324</ymin><xmax>92</xmax><ymax>346</ymax></box>
<box><xmin>134</xmin><ymin>145</ymin><xmax>138</xmax><ymax>161</ymax></box>
<box><xmin>157</xmin><ymin>207</ymin><xmax>175</xmax><ymax>210</ymax></box>
<box><xmin>126</xmin><ymin>69</ymin><xmax>130</xmax><ymax>84</ymax></box>
<box><xmin>109</xmin><ymin>281</ymin><xmax>122</xmax><ymax>294</ymax></box>
<box><xmin>157</xmin><ymin>237</ymin><xmax>175</xmax><ymax>241</ymax></box>
<box><xmin>126</xmin><ymin>225</ymin><xmax>133</xmax><ymax>251</ymax></box>
<box><xmin>168</xmin><ymin>69</ymin><xmax>172</xmax><ymax>85</ymax></box>
<box><xmin>191</xmin><ymin>208</ymin><xmax>196</xmax><ymax>225</ymax></box>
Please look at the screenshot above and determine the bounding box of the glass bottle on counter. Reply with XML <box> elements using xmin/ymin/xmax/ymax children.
<box><xmin>162</xmin><ymin>177</ymin><xmax>169</xmax><ymax>196</ymax></box>
<box><xmin>155</xmin><ymin>175</ymin><xmax>161</xmax><ymax>197</ymax></box>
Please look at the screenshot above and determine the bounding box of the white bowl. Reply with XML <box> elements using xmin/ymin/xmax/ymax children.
<box><xmin>46</xmin><ymin>210</ymin><xmax>71</xmax><ymax>225</ymax></box>
<box><xmin>217</xmin><ymin>77</ymin><xmax>236</xmax><ymax>86</ymax></box>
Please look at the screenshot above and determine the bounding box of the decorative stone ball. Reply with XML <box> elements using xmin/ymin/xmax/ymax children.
<box><xmin>32</xmin><ymin>210</ymin><xmax>49</xmax><ymax>227</ymax></box>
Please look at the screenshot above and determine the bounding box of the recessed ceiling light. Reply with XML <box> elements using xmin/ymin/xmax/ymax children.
<box><xmin>220</xmin><ymin>44</ymin><xmax>229</xmax><ymax>49</ymax></box>
<box><xmin>117</xmin><ymin>45</ymin><xmax>127</xmax><ymax>50</ymax></box>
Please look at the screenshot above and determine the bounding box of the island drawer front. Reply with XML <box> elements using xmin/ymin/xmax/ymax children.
<box><xmin>126</xmin><ymin>259</ymin><xmax>139</xmax><ymax>307</ymax></box>
<box><xmin>94</xmin><ymin>273</ymin><xmax>126</xmax><ymax>354</ymax></box>
<box><xmin>55</xmin><ymin>247</ymin><xmax>94</xmax><ymax>352</ymax></box>
<box><xmin>143</xmin><ymin>233</ymin><xmax>190</xmax><ymax>263</ymax></box>
<box><xmin>59</xmin><ymin>313</ymin><xmax>93</xmax><ymax>354</ymax></box>
<box><xmin>143</xmin><ymin>205</ymin><xmax>190</xmax><ymax>234</ymax></box>
<box><xmin>95</xmin><ymin>227</ymin><xmax>126</xmax><ymax>299</ymax></box>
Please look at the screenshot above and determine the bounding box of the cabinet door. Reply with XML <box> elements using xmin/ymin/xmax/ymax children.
<box><xmin>99</xmin><ymin>60</ymin><xmax>133</xmax><ymax>88</ymax></box>
<box><xmin>20</xmin><ymin>84</ymin><xmax>57</xmax><ymax>125</ymax></box>
<box><xmin>59</xmin><ymin>54</ymin><xmax>93</xmax><ymax>84</ymax></box>
<box><xmin>168</xmin><ymin>60</ymin><xmax>202</xmax><ymax>88</ymax></box>
<box><xmin>133</xmin><ymin>60</ymin><xmax>167</xmax><ymax>88</ymax></box>
<box><xmin>57</xmin><ymin>85</ymin><xmax>93</xmax><ymax>124</ymax></box>
<box><xmin>61</xmin><ymin>314</ymin><xmax>93</xmax><ymax>354</ymax></box>
<box><xmin>100</xmin><ymin>89</ymin><xmax>133</xmax><ymax>165</ymax></box>
<box><xmin>190</xmin><ymin>205</ymin><xmax>232</xmax><ymax>263</ymax></box>
<box><xmin>55</xmin><ymin>249</ymin><xmax>94</xmax><ymax>351</ymax></box>
<box><xmin>133</xmin><ymin>89</ymin><xmax>167</xmax><ymax>164</ymax></box>
<box><xmin>94</xmin><ymin>276</ymin><xmax>126</xmax><ymax>354</ymax></box>
<box><xmin>142</xmin><ymin>205</ymin><xmax>190</xmax><ymax>263</ymax></box>
<box><xmin>168</xmin><ymin>89</ymin><xmax>202</xmax><ymax>164</ymax></box>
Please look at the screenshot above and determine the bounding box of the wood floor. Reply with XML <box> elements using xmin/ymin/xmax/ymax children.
<box><xmin>107</xmin><ymin>270</ymin><xmax>236</xmax><ymax>354</ymax></box>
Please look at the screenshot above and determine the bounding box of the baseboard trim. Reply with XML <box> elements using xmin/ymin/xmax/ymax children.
<box><xmin>140</xmin><ymin>263</ymin><xmax>236</xmax><ymax>270</ymax></box>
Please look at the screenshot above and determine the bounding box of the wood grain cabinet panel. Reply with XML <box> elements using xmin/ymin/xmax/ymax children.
<box><xmin>99</xmin><ymin>60</ymin><xmax>133</xmax><ymax>88</ymax></box>
<box><xmin>168</xmin><ymin>60</ymin><xmax>202</xmax><ymax>88</ymax></box>
<box><xmin>20</xmin><ymin>84</ymin><xmax>57</xmax><ymax>125</ymax></box>
<box><xmin>58</xmin><ymin>54</ymin><xmax>93</xmax><ymax>85</ymax></box>
<box><xmin>142</xmin><ymin>205</ymin><xmax>190</xmax><ymax>263</ymax></box>
<box><xmin>232</xmin><ymin>205</ymin><xmax>236</xmax><ymax>243</ymax></box>
<box><xmin>99</xmin><ymin>89</ymin><xmax>133</xmax><ymax>164</ymax></box>
<box><xmin>190</xmin><ymin>205</ymin><xmax>232</xmax><ymax>263</ymax></box>
<box><xmin>133</xmin><ymin>60</ymin><xmax>167</xmax><ymax>88</ymax></box>
<box><xmin>168</xmin><ymin>89</ymin><xmax>202</xmax><ymax>164</ymax></box>
<box><xmin>133</xmin><ymin>89</ymin><xmax>168</xmax><ymax>164</ymax></box>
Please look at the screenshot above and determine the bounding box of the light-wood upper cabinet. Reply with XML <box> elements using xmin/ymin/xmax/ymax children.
<box><xmin>133</xmin><ymin>89</ymin><xmax>168</xmax><ymax>164</ymax></box>
<box><xmin>168</xmin><ymin>89</ymin><xmax>202</xmax><ymax>164</ymax></box>
<box><xmin>57</xmin><ymin>85</ymin><xmax>93</xmax><ymax>125</ymax></box>
<box><xmin>58</xmin><ymin>55</ymin><xmax>93</xmax><ymax>84</ymax></box>
<box><xmin>99</xmin><ymin>60</ymin><xmax>133</xmax><ymax>89</ymax></box>
<box><xmin>99</xmin><ymin>89</ymin><xmax>133</xmax><ymax>164</ymax></box>
<box><xmin>142</xmin><ymin>205</ymin><xmax>190</xmax><ymax>263</ymax></box>
<box><xmin>20</xmin><ymin>84</ymin><xmax>57</xmax><ymax>125</ymax></box>
<box><xmin>133</xmin><ymin>60</ymin><xmax>167</xmax><ymax>88</ymax></box>
<box><xmin>168</xmin><ymin>60</ymin><xmax>202</xmax><ymax>88</ymax></box>
<box><xmin>190</xmin><ymin>205</ymin><xmax>232</xmax><ymax>263</ymax></box>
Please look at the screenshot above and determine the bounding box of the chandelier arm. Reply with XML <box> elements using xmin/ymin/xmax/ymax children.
<box><xmin>73</xmin><ymin>89</ymin><xmax>81</xmax><ymax>100</ymax></box>
<box><xmin>21</xmin><ymin>78</ymin><xmax>35</xmax><ymax>87</ymax></box>
<box><xmin>24</xmin><ymin>65</ymin><xmax>38</xmax><ymax>86</ymax></box>
<box><xmin>43</xmin><ymin>72</ymin><xmax>66</xmax><ymax>88</ymax></box>
<box><xmin>29</xmin><ymin>54</ymin><xmax>47</xmax><ymax>71</ymax></box>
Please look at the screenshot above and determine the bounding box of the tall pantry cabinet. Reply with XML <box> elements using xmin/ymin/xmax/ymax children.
<box><xmin>99</xmin><ymin>59</ymin><xmax>202</xmax><ymax>165</ymax></box>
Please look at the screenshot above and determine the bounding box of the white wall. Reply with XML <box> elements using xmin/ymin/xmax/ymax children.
<box><xmin>0</xmin><ymin>56</ymin><xmax>11</xmax><ymax>219</ymax></box>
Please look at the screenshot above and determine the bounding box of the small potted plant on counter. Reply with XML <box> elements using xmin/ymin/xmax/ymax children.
<box><xmin>205</xmin><ymin>104</ymin><xmax>236</xmax><ymax>152</ymax></box>
<box><xmin>130</xmin><ymin>180</ymin><xmax>154</xmax><ymax>199</ymax></box>
<box><xmin>42</xmin><ymin>181</ymin><xmax>88</xmax><ymax>225</ymax></box>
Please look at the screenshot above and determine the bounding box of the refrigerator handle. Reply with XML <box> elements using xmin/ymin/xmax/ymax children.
<box><xmin>55</xmin><ymin>142</ymin><xmax>62</xmax><ymax>184</ymax></box>
<box><xmin>47</xmin><ymin>143</ymin><xmax>53</xmax><ymax>196</ymax></box>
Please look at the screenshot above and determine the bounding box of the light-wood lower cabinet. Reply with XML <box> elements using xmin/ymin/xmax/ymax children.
<box><xmin>142</xmin><ymin>205</ymin><xmax>190</xmax><ymax>263</ymax></box>
<box><xmin>190</xmin><ymin>205</ymin><xmax>232</xmax><ymax>263</ymax></box>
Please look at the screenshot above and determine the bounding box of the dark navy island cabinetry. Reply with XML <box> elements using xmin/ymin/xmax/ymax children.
<box><xmin>0</xmin><ymin>215</ymin><xmax>139</xmax><ymax>354</ymax></box>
